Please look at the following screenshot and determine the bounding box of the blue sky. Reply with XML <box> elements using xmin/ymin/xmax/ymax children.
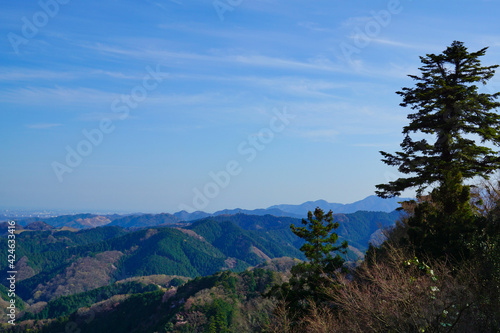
<box><xmin>1</xmin><ymin>0</ymin><xmax>500</xmax><ymax>213</ymax></box>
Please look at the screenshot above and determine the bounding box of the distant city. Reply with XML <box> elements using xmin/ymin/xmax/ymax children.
<box><xmin>0</xmin><ymin>208</ymin><xmax>134</xmax><ymax>221</ymax></box>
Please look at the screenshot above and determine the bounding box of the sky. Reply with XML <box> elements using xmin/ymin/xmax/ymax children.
<box><xmin>1</xmin><ymin>0</ymin><xmax>500</xmax><ymax>213</ymax></box>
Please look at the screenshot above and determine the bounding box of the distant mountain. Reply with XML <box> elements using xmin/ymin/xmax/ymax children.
<box><xmin>108</xmin><ymin>213</ymin><xmax>182</xmax><ymax>228</ymax></box>
<box><xmin>175</xmin><ymin>208</ymin><xmax>302</xmax><ymax>221</ymax></box>
<box><xmin>9</xmin><ymin>195</ymin><xmax>409</xmax><ymax>230</ymax></box>
<box><xmin>268</xmin><ymin>200</ymin><xmax>343</xmax><ymax>216</ymax></box>
<box><xmin>269</xmin><ymin>195</ymin><xmax>410</xmax><ymax>216</ymax></box>
<box><xmin>202</xmin><ymin>213</ymin><xmax>301</xmax><ymax>231</ymax></box>
<box><xmin>176</xmin><ymin>195</ymin><xmax>409</xmax><ymax>221</ymax></box>
<box><xmin>0</xmin><ymin>222</ymin><xmax>23</xmax><ymax>236</ymax></box>
<box><xmin>173</xmin><ymin>210</ymin><xmax>210</xmax><ymax>221</ymax></box>
<box><xmin>336</xmin><ymin>195</ymin><xmax>411</xmax><ymax>214</ymax></box>
<box><xmin>214</xmin><ymin>208</ymin><xmax>303</xmax><ymax>219</ymax></box>
<box><xmin>24</xmin><ymin>221</ymin><xmax>54</xmax><ymax>231</ymax></box>
<box><xmin>18</xmin><ymin>213</ymin><xmax>123</xmax><ymax>229</ymax></box>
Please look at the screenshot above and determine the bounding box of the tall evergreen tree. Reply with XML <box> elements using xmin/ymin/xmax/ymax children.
<box><xmin>376</xmin><ymin>41</ymin><xmax>500</xmax><ymax>199</ymax></box>
<box><xmin>376</xmin><ymin>41</ymin><xmax>500</xmax><ymax>258</ymax></box>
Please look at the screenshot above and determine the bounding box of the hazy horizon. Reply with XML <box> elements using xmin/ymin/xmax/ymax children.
<box><xmin>0</xmin><ymin>194</ymin><xmax>410</xmax><ymax>215</ymax></box>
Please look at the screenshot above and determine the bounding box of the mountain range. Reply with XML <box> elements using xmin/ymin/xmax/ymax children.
<box><xmin>0</xmin><ymin>199</ymin><xmax>403</xmax><ymax>331</ymax></box>
<box><xmin>176</xmin><ymin>195</ymin><xmax>408</xmax><ymax>221</ymax></box>
<box><xmin>15</xmin><ymin>195</ymin><xmax>408</xmax><ymax>229</ymax></box>
<box><xmin>1</xmin><ymin>210</ymin><xmax>399</xmax><ymax>303</ymax></box>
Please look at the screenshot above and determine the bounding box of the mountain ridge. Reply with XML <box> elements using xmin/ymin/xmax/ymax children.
<box><xmin>14</xmin><ymin>195</ymin><xmax>410</xmax><ymax>229</ymax></box>
<box><xmin>176</xmin><ymin>195</ymin><xmax>409</xmax><ymax>222</ymax></box>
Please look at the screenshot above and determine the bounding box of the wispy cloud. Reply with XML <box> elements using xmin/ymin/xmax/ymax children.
<box><xmin>0</xmin><ymin>68</ymin><xmax>142</xmax><ymax>81</ymax></box>
<box><xmin>229</xmin><ymin>54</ymin><xmax>343</xmax><ymax>72</ymax></box>
<box><xmin>298</xmin><ymin>21</ymin><xmax>335</xmax><ymax>33</ymax></box>
<box><xmin>26</xmin><ymin>123</ymin><xmax>63</xmax><ymax>129</ymax></box>
<box><xmin>368</xmin><ymin>38</ymin><xmax>416</xmax><ymax>48</ymax></box>
<box><xmin>145</xmin><ymin>0</ymin><xmax>182</xmax><ymax>10</ymax></box>
<box><xmin>0</xmin><ymin>86</ymin><xmax>119</xmax><ymax>106</ymax></box>
<box><xmin>88</xmin><ymin>70</ymin><xmax>140</xmax><ymax>80</ymax></box>
<box><xmin>349</xmin><ymin>142</ymin><xmax>393</xmax><ymax>147</ymax></box>
<box><xmin>340</xmin><ymin>16</ymin><xmax>372</xmax><ymax>29</ymax></box>
<box><xmin>1</xmin><ymin>85</ymin><xmax>242</xmax><ymax>124</ymax></box>
<box><xmin>81</xmin><ymin>43</ymin><xmax>345</xmax><ymax>73</ymax></box>
<box><xmin>297</xmin><ymin>129</ymin><xmax>339</xmax><ymax>142</ymax></box>
<box><xmin>0</xmin><ymin>69</ymin><xmax>76</xmax><ymax>81</ymax></box>
<box><xmin>368</xmin><ymin>38</ymin><xmax>439</xmax><ymax>51</ymax></box>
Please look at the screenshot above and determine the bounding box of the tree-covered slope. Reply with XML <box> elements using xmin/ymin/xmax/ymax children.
<box><xmin>0</xmin><ymin>210</ymin><xmax>400</xmax><ymax>318</ymax></box>
<box><xmin>188</xmin><ymin>219</ymin><xmax>305</xmax><ymax>265</ymax></box>
<box><xmin>7</xmin><ymin>268</ymin><xmax>281</xmax><ymax>333</ymax></box>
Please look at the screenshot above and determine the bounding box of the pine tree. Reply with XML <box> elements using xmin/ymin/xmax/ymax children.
<box><xmin>207</xmin><ymin>316</ymin><xmax>217</xmax><ymax>333</ymax></box>
<box><xmin>269</xmin><ymin>208</ymin><xmax>348</xmax><ymax>320</ymax></box>
<box><xmin>377</xmin><ymin>41</ymin><xmax>500</xmax><ymax>198</ymax></box>
<box><xmin>376</xmin><ymin>41</ymin><xmax>500</xmax><ymax>259</ymax></box>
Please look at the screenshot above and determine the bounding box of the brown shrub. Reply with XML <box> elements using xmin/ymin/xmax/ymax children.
<box><xmin>295</xmin><ymin>246</ymin><xmax>484</xmax><ymax>332</ymax></box>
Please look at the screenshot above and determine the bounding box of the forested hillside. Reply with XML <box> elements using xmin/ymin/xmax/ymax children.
<box><xmin>0</xmin><ymin>210</ymin><xmax>399</xmax><ymax>331</ymax></box>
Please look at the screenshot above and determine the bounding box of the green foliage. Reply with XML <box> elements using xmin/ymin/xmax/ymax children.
<box><xmin>270</xmin><ymin>208</ymin><xmax>348</xmax><ymax>321</ymax></box>
<box><xmin>377</xmin><ymin>41</ymin><xmax>500</xmax><ymax>199</ymax></box>
<box><xmin>21</xmin><ymin>281</ymin><xmax>158</xmax><ymax>321</ymax></box>
<box><xmin>1</xmin><ymin>210</ymin><xmax>401</xmax><ymax>331</ymax></box>
<box><xmin>406</xmin><ymin>173</ymin><xmax>478</xmax><ymax>260</ymax></box>
<box><xmin>339</xmin><ymin>210</ymin><xmax>400</xmax><ymax>251</ymax></box>
<box><xmin>65</xmin><ymin>290</ymin><xmax>164</xmax><ymax>333</ymax></box>
<box><xmin>376</xmin><ymin>41</ymin><xmax>500</xmax><ymax>261</ymax></box>
<box><xmin>203</xmin><ymin>298</ymin><xmax>234</xmax><ymax>333</ymax></box>
<box><xmin>0</xmin><ymin>283</ymin><xmax>27</xmax><ymax>313</ymax></box>
<box><xmin>291</xmin><ymin>208</ymin><xmax>347</xmax><ymax>268</ymax></box>
<box><xmin>156</xmin><ymin>269</ymin><xmax>278</xmax><ymax>333</ymax></box>
<box><xmin>190</xmin><ymin>219</ymin><xmax>303</xmax><ymax>265</ymax></box>
<box><xmin>117</xmin><ymin>228</ymin><xmax>229</xmax><ymax>278</ymax></box>
<box><xmin>169</xmin><ymin>278</ymin><xmax>185</xmax><ymax>287</ymax></box>
<box><xmin>21</xmin><ymin>268</ymin><xmax>279</xmax><ymax>333</ymax></box>
<box><xmin>2</xmin><ymin>211</ymin><xmax>398</xmax><ymax>298</ymax></box>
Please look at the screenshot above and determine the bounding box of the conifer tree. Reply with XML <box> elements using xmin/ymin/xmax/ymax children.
<box><xmin>376</xmin><ymin>41</ymin><xmax>500</xmax><ymax>199</ymax></box>
<box><xmin>376</xmin><ymin>41</ymin><xmax>500</xmax><ymax>258</ymax></box>
<box><xmin>269</xmin><ymin>208</ymin><xmax>348</xmax><ymax>320</ymax></box>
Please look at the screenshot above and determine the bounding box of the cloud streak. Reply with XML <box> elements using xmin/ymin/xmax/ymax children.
<box><xmin>26</xmin><ymin>123</ymin><xmax>63</xmax><ymax>129</ymax></box>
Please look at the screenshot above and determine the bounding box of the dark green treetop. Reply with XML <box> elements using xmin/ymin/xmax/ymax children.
<box><xmin>268</xmin><ymin>208</ymin><xmax>348</xmax><ymax>321</ymax></box>
<box><xmin>376</xmin><ymin>41</ymin><xmax>500</xmax><ymax>199</ymax></box>
<box><xmin>290</xmin><ymin>208</ymin><xmax>348</xmax><ymax>272</ymax></box>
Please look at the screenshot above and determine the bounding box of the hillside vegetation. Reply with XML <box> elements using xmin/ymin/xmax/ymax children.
<box><xmin>0</xmin><ymin>210</ymin><xmax>398</xmax><ymax>332</ymax></box>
